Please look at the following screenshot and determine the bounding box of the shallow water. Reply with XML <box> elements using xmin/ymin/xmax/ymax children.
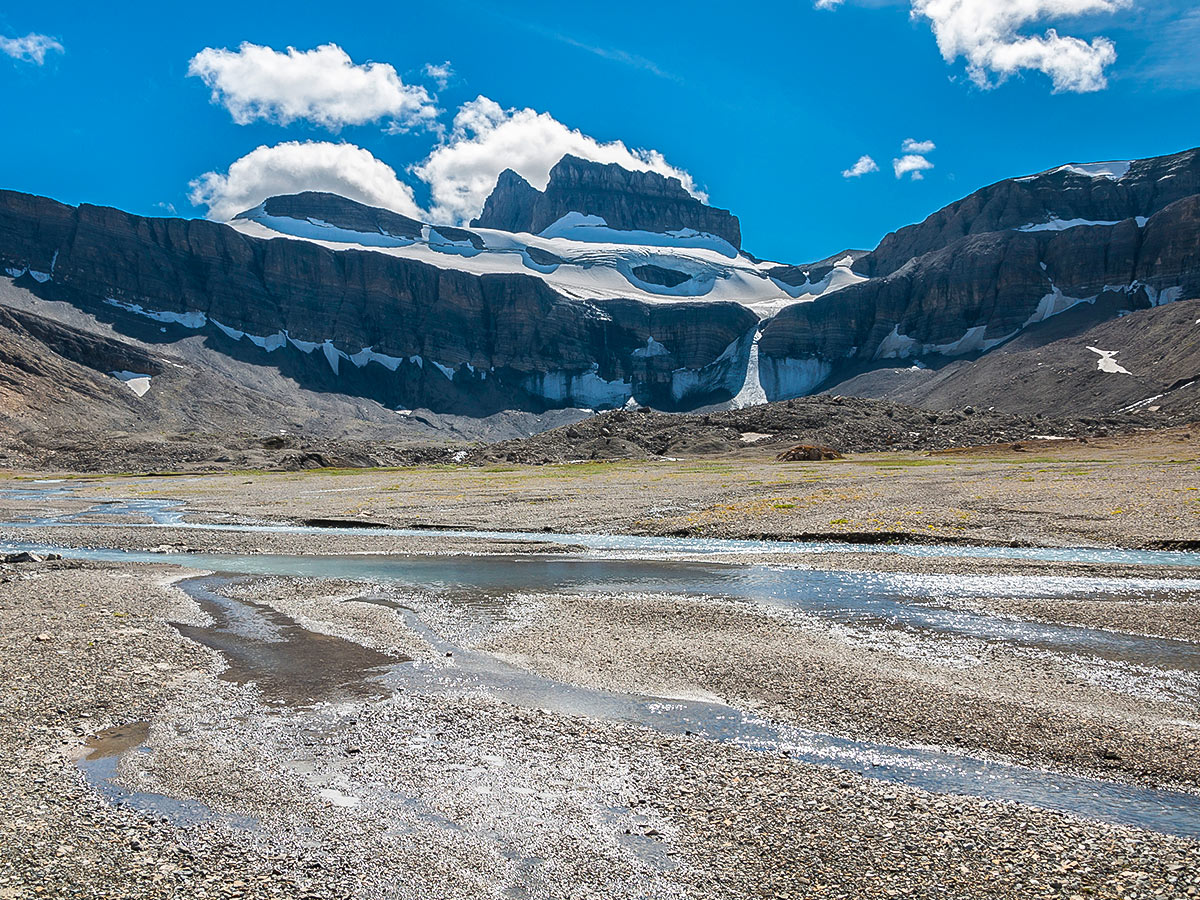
<box><xmin>6</xmin><ymin>491</ymin><xmax>1200</xmax><ymax>567</ymax></box>
<box><xmin>159</xmin><ymin>577</ymin><xmax>1200</xmax><ymax>841</ymax></box>
<box><xmin>10</xmin><ymin>541</ymin><xmax>1200</xmax><ymax>673</ymax></box>
<box><xmin>9</xmin><ymin>488</ymin><xmax>1200</xmax><ymax>838</ymax></box>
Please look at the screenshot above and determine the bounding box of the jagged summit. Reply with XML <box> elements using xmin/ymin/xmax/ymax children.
<box><xmin>472</xmin><ymin>154</ymin><xmax>742</xmax><ymax>250</ymax></box>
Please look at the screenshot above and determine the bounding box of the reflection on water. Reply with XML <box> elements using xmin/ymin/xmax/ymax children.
<box><xmin>10</xmin><ymin>541</ymin><xmax>1200</xmax><ymax>673</ymax></box>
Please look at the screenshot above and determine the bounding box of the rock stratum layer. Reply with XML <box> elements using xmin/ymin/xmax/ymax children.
<box><xmin>758</xmin><ymin>148</ymin><xmax>1200</xmax><ymax>400</ymax></box>
<box><xmin>1</xmin><ymin>147</ymin><xmax>1198</xmax><ymax>425</ymax></box>
<box><xmin>0</xmin><ymin>190</ymin><xmax>755</xmax><ymax>414</ymax></box>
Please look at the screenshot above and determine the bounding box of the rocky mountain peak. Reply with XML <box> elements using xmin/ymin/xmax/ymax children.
<box><xmin>472</xmin><ymin>155</ymin><xmax>742</xmax><ymax>250</ymax></box>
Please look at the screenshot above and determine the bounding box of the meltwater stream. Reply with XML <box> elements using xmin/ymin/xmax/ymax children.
<box><xmin>5</xmin><ymin>488</ymin><xmax>1200</xmax><ymax>838</ymax></box>
<box><xmin>8</xmin><ymin>492</ymin><xmax>1200</xmax><ymax>567</ymax></box>
<box><xmin>8</xmin><ymin>542</ymin><xmax>1200</xmax><ymax>674</ymax></box>
<box><xmin>174</xmin><ymin>575</ymin><xmax>1200</xmax><ymax>841</ymax></box>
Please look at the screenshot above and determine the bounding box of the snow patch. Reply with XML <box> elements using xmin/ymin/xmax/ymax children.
<box><xmin>429</xmin><ymin>359</ymin><xmax>457</xmax><ymax>381</ymax></box>
<box><xmin>103</xmin><ymin>297</ymin><xmax>207</xmax><ymax>329</ymax></box>
<box><xmin>731</xmin><ymin>330</ymin><xmax>767</xmax><ymax>408</ymax></box>
<box><xmin>1118</xmin><ymin>394</ymin><xmax>1164</xmax><ymax>413</ymax></box>
<box><xmin>110</xmin><ymin>370</ymin><xmax>152</xmax><ymax>397</ymax></box>
<box><xmin>876</xmin><ymin>324</ymin><xmax>1013</xmax><ymax>360</ymax></box>
<box><xmin>5</xmin><ymin>265</ymin><xmax>52</xmax><ymax>283</ymax></box>
<box><xmin>540</xmin><ymin>212</ymin><xmax>738</xmax><ymax>258</ymax></box>
<box><xmin>1052</xmin><ymin>161</ymin><xmax>1131</xmax><ymax>180</ymax></box>
<box><xmin>631</xmin><ymin>337</ymin><xmax>670</xmax><ymax>359</ymax></box>
<box><xmin>759</xmin><ymin>356</ymin><xmax>832</xmax><ymax>401</ymax></box>
<box><xmin>237</xmin><ymin>205</ymin><xmax>416</xmax><ymax>248</ymax></box>
<box><xmin>348</xmin><ymin>347</ymin><xmax>404</xmax><ymax>371</ymax></box>
<box><xmin>1015</xmin><ymin>216</ymin><xmax>1146</xmax><ymax>233</ymax></box>
<box><xmin>1087</xmin><ymin>347</ymin><xmax>1131</xmax><ymax>375</ymax></box>
<box><xmin>317</xmin><ymin>788</ymin><xmax>361</xmax><ymax>808</ymax></box>
<box><xmin>523</xmin><ymin>366</ymin><xmax>632</xmax><ymax>409</ymax></box>
<box><xmin>1024</xmin><ymin>283</ymin><xmax>1096</xmax><ymax>327</ymax></box>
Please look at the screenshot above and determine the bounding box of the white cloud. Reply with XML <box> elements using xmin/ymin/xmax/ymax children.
<box><xmin>423</xmin><ymin>61</ymin><xmax>453</xmax><ymax>90</ymax></box>
<box><xmin>814</xmin><ymin>0</ymin><xmax>845</xmax><ymax>8</ymax></box>
<box><xmin>411</xmin><ymin>95</ymin><xmax>704</xmax><ymax>225</ymax></box>
<box><xmin>188</xmin><ymin>141</ymin><xmax>424</xmax><ymax>222</ymax></box>
<box><xmin>841</xmin><ymin>155</ymin><xmax>880</xmax><ymax>178</ymax></box>
<box><xmin>0</xmin><ymin>32</ymin><xmax>63</xmax><ymax>65</ymax></box>
<box><xmin>893</xmin><ymin>154</ymin><xmax>935</xmax><ymax>179</ymax></box>
<box><xmin>187</xmin><ymin>42</ymin><xmax>439</xmax><ymax>132</ymax></box>
<box><xmin>909</xmin><ymin>0</ymin><xmax>1129</xmax><ymax>92</ymax></box>
<box><xmin>901</xmin><ymin>138</ymin><xmax>936</xmax><ymax>154</ymax></box>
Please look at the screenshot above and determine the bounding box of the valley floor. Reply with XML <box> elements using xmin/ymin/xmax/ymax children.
<box><xmin>2</xmin><ymin>432</ymin><xmax>1199</xmax><ymax>898</ymax></box>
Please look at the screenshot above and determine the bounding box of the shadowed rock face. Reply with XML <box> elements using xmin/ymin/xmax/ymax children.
<box><xmin>0</xmin><ymin>190</ymin><xmax>757</xmax><ymax>414</ymax></box>
<box><xmin>472</xmin><ymin>155</ymin><xmax>742</xmax><ymax>249</ymax></box>
<box><xmin>759</xmin><ymin>149</ymin><xmax>1200</xmax><ymax>400</ymax></box>
<box><xmin>859</xmin><ymin>148</ymin><xmax>1200</xmax><ymax>278</ymax></box>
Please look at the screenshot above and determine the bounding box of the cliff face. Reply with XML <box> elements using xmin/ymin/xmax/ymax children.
<box><xmin>472</xmin><ymin>155</ymin><xmax>742</xmax><ymax>249</ymax></box>
<box><xmin>860</xmin><ymin>148</ymin><xmax>1200</xmax><ymax>277</ymax></box>
<box><xmin>0</xmin><ymin>190</ymin><xmax>757</xmax><ymax>414</ymax></box>
<box><xmin>758</xmin><ymin>150</ymin><xmax>1200</xmax><ymax>399</ymax></box>
<box><xmin>3</xmin><ymin>146</ymin><xmax>1199</xmax><ymax>422</ymax></box>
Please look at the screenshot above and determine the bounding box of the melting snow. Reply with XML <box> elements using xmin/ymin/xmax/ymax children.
<box><xmin>1088</xmin><ymin>347</ymin><xmax>1131</xmax><ymax>375</ymax></box>
<box><xmin>1052</xmin><ymin>161</ymin><xmax>1132</xmax><ymax>180</ymax></box>
<box><xmin>1015</xmin><ymin>216</ymin><xmax>1146</xmax><ymax>233</ymax></box>
<box><xmin>631</xmin><ymin>337</ymin><xmax>670</xmax><ymax>358</ymax></box>
<box><xmin>110</xmin><ymin>370</ymin><xmax>152</xmax><ymax>397</ymax></box>
<box><xmin>104</xmin><ymin>297</ymin><xmax>207</xmax><ymax>329</ymax></box>
<box><xmin>731</xmin><ymin>330</ymin><xmax>767</xmax><ymax>408</ymax></box>
<box><xmin>229</xmin><ymin>210</ymin><xmax>847</xmax><ymax>317</ymax></box>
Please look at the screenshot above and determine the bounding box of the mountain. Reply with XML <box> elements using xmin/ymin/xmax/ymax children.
<box><xmin>758</xmin><ymin>148</ymin><xmax>1200</xmax><ymax>401</ymax></box>
<box><xmin>0</xmin><ymin>146</ymin><xmax>1198</xmax><ymax>443</ymax></box>
<box><xmin>471</xmin><ymin>155</ymin><xmax>742</xmax><ymax>250</ymax></box>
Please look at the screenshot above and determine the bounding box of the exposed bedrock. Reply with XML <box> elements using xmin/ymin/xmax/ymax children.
<box><xmin>758</xmin><ymin>194</ymin><xmax>1200</xmax><ymax>400</ymax></box>
<box><xmin>860</xmin><ymin>147</ymin><xmax>1200</xmax><ymax>277</ymax></box>
<box><xmin>471</xmin><ymin>155</ymin><xmax>742</xmax><ymax>249</ymax></box>
<box><xmin>0</xmin><ymin>190</ymin><xmax>756</xmax><ymax>414</ymax></box>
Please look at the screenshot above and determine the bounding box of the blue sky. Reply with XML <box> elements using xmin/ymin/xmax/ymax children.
<box><xmin>2</xmin><ymin>1</ymin><xmax>1198</xmax><ymax>262</ymax></box>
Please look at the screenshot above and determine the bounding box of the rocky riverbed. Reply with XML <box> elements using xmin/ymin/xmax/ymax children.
<box><xmin>2</xmin><ymin>439</ymin><xmax>1199</xmax><ymax>898</ymax></box>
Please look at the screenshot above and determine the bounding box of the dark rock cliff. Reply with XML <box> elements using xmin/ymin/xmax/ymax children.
<box><xmin>860</xmin><ymin>148</ymin><xmax>1200</xmax><ymax>277</ymax></box>
<box><xmin>759</xmin><ymin>194</ymin><xmax>1200</xmax><ymax>391</ymax></box>
<box><xmin>0</xmin><ymin>190</ymin><xmax>756</xmax><ymax>414</ymax></box>
<box><xmin>472</xmin><ymin>155</ymin><xmax>742</xmax><ymax>249</ymax></box>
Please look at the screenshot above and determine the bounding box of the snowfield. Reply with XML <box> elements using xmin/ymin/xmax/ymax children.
<box><xmin>228</xmin><ymin>209</ymin><xmax>860</xmax><ymax>318</ymax></box>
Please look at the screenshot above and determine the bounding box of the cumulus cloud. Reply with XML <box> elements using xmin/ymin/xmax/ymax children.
<box><xmin>188</xmin><ymin>141</ymin><xmax>424</xmax><ymax>222</ymax></box>
<box><xmin>820</xmin><ymin>1</ymin><xmax>1127</xmax><ymax>92</ymax></box>
<box><xmin>411</xmin><ymin>95</ymin><xmax>704</xmax><ymax>225</ymax></box>
<box><xmin>422</xmin><ymin>61</ymin><xmax>454</xmax><ymax>90</ymax></box>
<box><xmin>910</xmin><ymin>0</ymin><xmax>1129</xmax><ymax>92</ymax></box>
<box><xmin>893</xmin><ymin>154</ymin><xmax>935</xmax><ymax>179</ymax></box>
<box><xmin>0</xmin><ymin>32</ymin><xmax>63</xmax><ymax>65</ymax></box>
<box><xmin>188</xmin><ymin>42</ymin><xmax>439</xmax><ymax>132</ymax></box>
<box><xmin>901</xmin><ymin>137</ymin><xmax>936</xmax><ymax>154</ymax></box>
<box><xmin>841</xmin><ymin>155</ymin><xmax>880</xmax><ymax>178</ymax></box>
